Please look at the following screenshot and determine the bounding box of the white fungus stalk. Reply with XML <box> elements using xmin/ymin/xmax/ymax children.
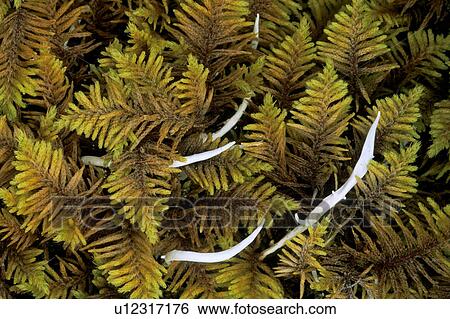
<box><xmin>204</xmin><ymin>98</ymin><xmax>249</xmax><ymax>142</ymax></box>
<box><xmin>82</xmin><ymin>140</ymin><xmax>236</xmax><ymax>170</ymax></box>
<box><xmin>251</xmin><ymin>13</ymin><xmax>260</xmax><ymax>50</ymax></box>
<box><xmin>81</xmin><ymin>156</ymin><xmax>111</xmax><ymax>168</ymax></box>
<box><xmin>259</xmin><ymin>111</ymin><xmax>381</xmax><ymax>260</ymax></box>
<box><xmin>169</xmin><ymin>141</ymin><xmax>236</xmax><ymax>168</ymax></box>
<box><xmin>161</xmin><ymin>219</ymin><xmax>265</xmax><ymax>264</ymax></box>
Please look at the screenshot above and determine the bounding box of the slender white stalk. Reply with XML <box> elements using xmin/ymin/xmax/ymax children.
<box><xmin>259</xmin><ymin>112</ymin><xmax>381</xmax><ymax>260</ymax></box>
<box><xmin>212</xmin><ymin>99</ymin><xmax>249</xmax><ymax>141</ymax></box>
<box><xmin>251</xmin><ymin>13</ymin><xmax>260</xmax><ymax>49</ymax></box>
<box><xmin>81</xmin><ymin>156</ymin><xmax>111</xmax><ymax>168</ymax></box>
<box><xmin>161</xmin><ymin>219</ymin><xmax>265</xmax><ymax>264</ymax></box>
<box><xmin>169</xmin><ymin>141</ymin><xmax>236</xmax><ymax>168</ymax></box>
<box><xmin>82</xmin><ymin>141</ymin><xmax>236</xmax><ymax>169</ymax></box>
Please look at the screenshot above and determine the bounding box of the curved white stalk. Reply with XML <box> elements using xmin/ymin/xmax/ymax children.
<box><xmin>81</xmin><ymin>156</ymin><xmax>111</xmax><ymax>168</ymax></box>
<box><xmin>251</xmin><ymin>13</ymin><xmax>260</xmax><ymax>50</ymax></box>
<box><xmin>161</xmin><ymin>219</ymin><xmax>265</xmax><ymax>264</ymax></box>
<box><xmin>169</xmin><ymin>141</ymin><xmax>236</xmax><ymax>168</ymax></box>
<box><xmin>82</xmin><ymin>142</ymin><xmax>236</xmax><ymax>169</ymax></box>
<box><xmin>201</xmin><ymin>98</ymin><xmax>249</xmax><ymax>142</ymax></box>
<box><xmin>212</xmin><ymin>98</ymin><xmax>249</xmax><ymax>141</ymax></box>
<box><xmin>259</xmin><ymin>112</ymin><xmax>381</xmax><ymax>260</ymax></box>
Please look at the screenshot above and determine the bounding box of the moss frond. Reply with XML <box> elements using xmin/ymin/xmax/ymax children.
<box><xmin>216</xmin><ymin>245</ymin><xmax>284</xmax><ymax>298</ymax></box>
<box><xmin>87</xmin><ymin>224</ymin><xmax>166</xmax><ymax>298</ymax></box>
<box><xmin>355</xmin><ymin>142</ymin><xmax>419</xmax><ymax>211</ymax></box>
<box><xmin>352</xmin><ymin>86</ymin><xmax>423</xmax><ymax>153</ymax></box>
<box><xmin>288</xmin><ymin>62</ymin><xmax>353</xmax><ymax>188</ymax></box>
<box><xmin>262</xmin><ymin>19</ymin><xmax>316</xmax><ymax>109</ymax></box>
<box><xmin>317</xmin><ymin>0</ymin><xmax>398</xmax><ymax>104</ymax></box>
<box><xmin>388</xmin><ymin>29</ymin><xmax>450</xmax><ymax>87</ymax></box>
<box><xmin>274</xmin><ymin>219</ymin><xmax>329</xmax><ymax>298</ymax></box>
<box><xmin>243</xmin><ymin>94</ymin><xmax>288</xmax><ymax>178</ymax></box>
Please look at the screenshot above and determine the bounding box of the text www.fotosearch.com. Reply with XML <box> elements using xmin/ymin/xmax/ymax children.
<box><xmin>113</xmin><ymin>302</ymin><xmax>337</xmax><ymax>317</ymax></box>
<box><xmin>198</xmin><ymin>303</ymin><xmax>337</xmax><ymax>315</ymax></box>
